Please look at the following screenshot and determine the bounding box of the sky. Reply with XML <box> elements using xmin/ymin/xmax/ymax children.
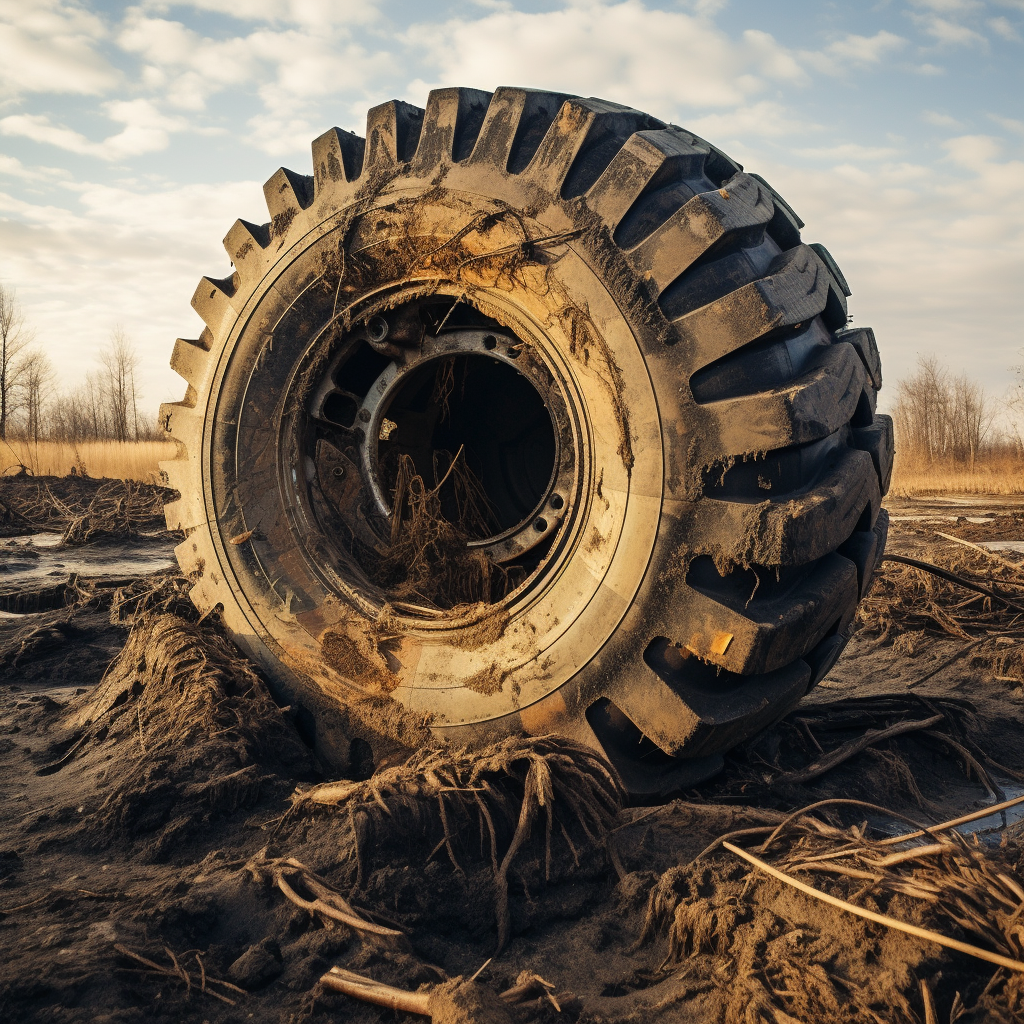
<box><xmin>0</xmin><ymin>0</ymin><xmax>1022</xmax><ymax>417</ymax></box>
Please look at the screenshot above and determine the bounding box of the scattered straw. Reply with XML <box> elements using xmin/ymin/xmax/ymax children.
<box><xmin>724</xmin><ymin>842</ymin><xmax>1024</xmax><ymax>974</ymax></box>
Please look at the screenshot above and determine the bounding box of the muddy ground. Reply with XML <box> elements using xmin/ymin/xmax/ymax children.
<box><xmin>3</xmin><ymin>480</ymin><xmax>1024</xmax><ymax>1023</ymax></box>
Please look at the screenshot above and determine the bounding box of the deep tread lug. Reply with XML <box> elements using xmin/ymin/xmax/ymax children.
<box><xmin>852</xmin><ymin>414</ymin><xmax>895</xmax><ymax>493</ymax></box>
<box><xmin>679</xmin><ymin>553</ymin><xmax>860</xmax><ymax>674</ymax></box>
<box><xmin>838</xmin><ymin>326</ymin><xmax>882</xmax><ymax>389</ymax></box>
<box><xmin>363</xmin><ymin>99</ymin><xmax>425</xmax><ymax>169</ymax></box>
<box><xmin>170</xmin><ymin>336</ymin><xmax>212</xmax><ymax>390</ymax></box>
<box><xmin>628</xmin><ymin>172</ymin><xmax>774</xmax><ymax>294</ymax></box>
<box><xmin>639</xmin><ymin>641</ymin><xmax>810</xmax><ymax>757</ymax></box>
<box><xmin>191</xmin><ymin>275</ymin><xmax>237</xmax><ymax>334</ymax></box>
<box><xmin>311</xmin><ymin>126</ymin><xmax>365</xmax><ymax>193</ymax></box>
<box><xmin>467</xmin><ymin>87</ymin><xmax>572</xmax><ymax>170</ymax></box>
<box><xmin>413</xmin><ymin>87</ymin><xmax>492</xmax><ymax>170</ymax></box>
<box><xmin>694</xmin><ymin>448</ymin><xmax>881</xmax><ymax>570</ymax></box>
<box><xmin>223</xmin><ymin>219</ymin><xmax>270</xmax><ymax>287</ymax></box>
<box><xmin>263</xmin><ymin>167</ymin><xmax>314</xmax><ymax>243</ymax></box>
<box><xmin>672</xmin><ymin>245</ymin><xmax>830</xmax><ymax>371</ymax></box>
<box><xmin>522</xmin><ymin>97</ymin><xmax>648</xmax><ymax>192</ymax></box>
<box><xmin>584</xmin><ymin>128</ymin><xmax>708</xmax><ymax>228</ymax></box>
<box><xmin>703</xmin><ymin>341</ymin><xmax>866</xmax><ymax>454</ymax></box>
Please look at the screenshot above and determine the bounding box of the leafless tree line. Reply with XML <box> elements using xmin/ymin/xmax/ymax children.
<box><xmin>893</xmin><ymin>355</ymin><xmax>1001</xmax><ymax>470</ymax></box>
<box><xmin>0</xmin><ymin>283</ymin><xmax>157</xmax><ymax>444</ymax></box>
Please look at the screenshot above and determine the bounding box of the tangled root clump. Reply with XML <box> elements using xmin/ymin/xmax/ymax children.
<box><xmin>364</xmin><ymin>446</ymin><xmax>505</xmax><ymax>609</ymax></box>
<box><xmin>1</xmin><ymin>477</ymin><xmax>171</xmax><ymax>543</ymax></box>
<box><xmin>286</xmin><ymin>734</ymin><xmax>624</xmax><ymax>949</ymax></box>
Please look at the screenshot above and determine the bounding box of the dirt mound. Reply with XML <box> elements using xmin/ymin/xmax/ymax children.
<box><xmin>39</xmin><ymin>614</ymin><xmax>316</xmax><ymax>857</ymax></box>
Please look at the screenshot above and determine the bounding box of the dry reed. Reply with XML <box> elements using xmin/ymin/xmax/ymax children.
<box><xmin>1</xmin><ymin>440</ymin><xmax>176</xmax><ymax>483</ymax></box>
<box><xmin>857</xmin><ymin>542</ymin><xmax>1024</xmax><ymax>642</ymax></box>
<box><xmin>639</xmin><ymin>801</ymin><xmax>1024</xmax><ymax>1023</ymax></box>
<box><xmin>0</xmin><ymin>477</ymin><xmax>169</xmax><ymax>542</ymax></box>
<box><xmin>890</xmin><ymin>450</ymin><xmax>1024</xmax><ymax>497</ymax></box>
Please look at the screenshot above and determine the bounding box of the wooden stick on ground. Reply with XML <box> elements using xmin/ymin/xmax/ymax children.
<box><xmin>321</xmin><ymin>967</ymin><xmax>431</xmax><ymax>1015</ymax></box>
<box><xmin>724</xmin><ymin>842</ymin><xmax>1024</xmax><ymax>974</ymax></box>
<box><xmin>935</xmin><ymin>532</ymin><xmax>1024</xmax><ymax>575</ymax></box>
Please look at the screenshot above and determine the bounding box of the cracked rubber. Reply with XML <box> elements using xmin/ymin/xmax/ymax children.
<box><xmin>162</xmin><ymin>87</ymin><xmax>893</xmax><ymax>798</ymax></box>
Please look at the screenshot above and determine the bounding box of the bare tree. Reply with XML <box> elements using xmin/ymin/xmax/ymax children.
<box><xmin>0</xmin><ymin>283</ymin><xmax>33</xmax><ymax>440</ymax></box>
<box><xmin>100</xmin><ymin>325</ymin><xmax>141</xmax><ymax>442</ymax></box>
<box><xmin>895</xmin><ymin>355</ymin><xmax>994</xmax><ymax>468</ymax></box>
<box><xmin>18</xmin><ymin>350</ymin><xmax>55</xmax><ymax>443</ymax></box>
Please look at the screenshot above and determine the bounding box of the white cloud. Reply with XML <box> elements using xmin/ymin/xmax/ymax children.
<box><xmin>686</xmin><ymin>101</ymin><xmax>818</xmax><ymax>141</ymax></box>
<box><xmin>942</xmin><ymin>132</ymin><xmax>1003</xmax><ymax>164</ymax></box>
<box><xmin>0</xmin><ymin>101</ymin><xmax>187</xmax><ymax>160</ymax></box>
<box><xmin>912</xmin><ymin>13</ymin><xmax>988</xmax><ymax>46</ymax></box>
<box><xmin>743</xmin><ymin>134</ymin><xmax>1024</xmax><ymax>397</ymax></box>
<box><xmin>0</xmin><ymin>155</ymin><xmax>71</xmax><ymax>182</ymax></box>
<box><xmin>405</xmin><ymin>2</ymin><xmax>808</xmax><ymax>122</ymax></box>
<box><xmin>117</xmin><ymin>10</ymin><xmax>393</xmax><ymax>144</ymax></box>
<box><xmin>915</xmin><ymin>62</ymin><xmax>947</xmax><ymax>73</ymax></box>
<box><xmin>923</xmin><ymin>110</ymin><xmax>964</xmax><ymax>127</ymax></box>
<box><xmin>802</xmin><ymin>30</ymin><xmax>906</xmax><ymax>73</ymax></box>
<box><xmin>796</xmin><ymin>142</ymin><xmax>903</xmax><ymax>161</ymax></box>
<box><xmin>0</xmin><ymin>0</ymin><xmax>118</xmax><ymax>99</ymax></box>
<box><xmin>143</xmin><ymin>0</ymin><xmax>382</xmax><ymax>28</ymax></box>
<box><xmin>908</xmin><ymin>0</ymin><xmax>983</xmax><ymax>11</ymax></box>
<box><xmin>988</xmin><ymin>15</ymin><xmax>1021</xmax><ymax>39</ymax></box>
<box><xmin>989</xmin><ymin>113</ymin><xmax>1024</xmax><ymax>134</ymax></box>
<box><xmin>0</xmin><ymin>177</ymin><xmax>266</xmax><ymax>405</ymax></box>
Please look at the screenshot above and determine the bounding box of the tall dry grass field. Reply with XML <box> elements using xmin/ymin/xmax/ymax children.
<box><xmin>889</xmin><ymin>449</ymin><xmax>1024</xmax><ymax>496</ymax></box>
<box><xmin>1</xmin><ymin>440</ymin><xmax>177</xmax><ymax>483</ymax></box>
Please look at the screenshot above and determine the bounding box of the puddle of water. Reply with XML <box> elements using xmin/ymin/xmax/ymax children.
<box><xmin>980</xmin><ymin>541</ymin><xmax>1024</xmax><ymax>553</ymax></box>
<box><xmin>887</xmin><ymin>515</ymin><xmax>994</xmax><ymax>524</ymax></box>
<box><xmin>0</xmin><ymin>533</ymin><xmax>176</xmax><ymax>585</ymax></box>
<box><xmin>871</xmin><ymin>779</ymin><xmax>1024</xmax><ymax>846</ymax></box>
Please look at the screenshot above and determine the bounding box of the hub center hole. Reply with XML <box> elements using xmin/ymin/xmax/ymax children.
<box><xmin>378</xmin><ymin>353</ymin><xmax>556</xmax><ymax>540</ymax></box>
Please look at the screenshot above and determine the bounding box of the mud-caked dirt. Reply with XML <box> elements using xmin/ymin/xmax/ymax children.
<box><xmin>3</xmin><ymin>495</ymin><xmax>1024</xmax><ymax>1023</ymax></box>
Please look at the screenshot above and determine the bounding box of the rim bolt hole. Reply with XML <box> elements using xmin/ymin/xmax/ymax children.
<box><xmin>549</xmin><ymin>494</ymin><xmax>564</xmax><ymax>510</ymax></box>
<box><xmin>533</xmin><ymin>517</ymin><xmax>547</xmax><ymax>533</ymax></box>
<box><xmin>366</xmin><ymin>316</ymin><xmax>389</xmax><ymax>343</ymax></box>
<box><xmin>507</xmin><ymin>346</ymin><xmax>521</xmax><ymax>359</ymax></box>
<box><xmin>358</xmin><ymin>408</ymin><xmax>371</xmax><ymax>423</ymax></box>
<box><xmin>483</xmin><ymin>334</ymin><xmax>497</xmax><ymax>350</ymax></box>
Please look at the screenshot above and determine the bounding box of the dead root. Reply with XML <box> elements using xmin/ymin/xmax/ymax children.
<box><xmin>285</xmin><ymin>734</ymin><xmax>624</xmax><ymax>950</ymax></box>
<box><xmin>318</xmin><ymin>965</ymin><xmax>575</xmax><ymax>1023</ymax></box>
<box><xmin>741</xmin><ymin>692</ymin><xmax>1023</xmax><ymax>802</ymax></box>
<box><xmin>0</xmin><ymin>478</ymin><xmax>171</xmax><ymax>543</ymax></box>
<box><xmin>114</xmin><ymin>943</ymin><xmax>245</xmax><ymax>1005</ymax></box>
<box><xmin>245</xmin><ymin>850</ymin><xmax>406</xmax><ymax>942</ymax></box>
<box><xmin>364</xmin><ymin>447</ymin><xmax>506</xmax><ymax>609</ymax></box>
<box><xmin>49</xmin><ymin>613</ymin><xmax>311</xmax><ymax>843</ymax></box>
<box><xmin>108</xmin><ymin>568</ymin><xmax>197</xmax><ymax>625</ymax></box>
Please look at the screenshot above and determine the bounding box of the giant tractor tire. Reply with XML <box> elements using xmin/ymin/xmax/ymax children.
<box><xmin>162</xmin><ymin>87</ymin><xmax>892</xmax><ymax>797</ymax></box>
